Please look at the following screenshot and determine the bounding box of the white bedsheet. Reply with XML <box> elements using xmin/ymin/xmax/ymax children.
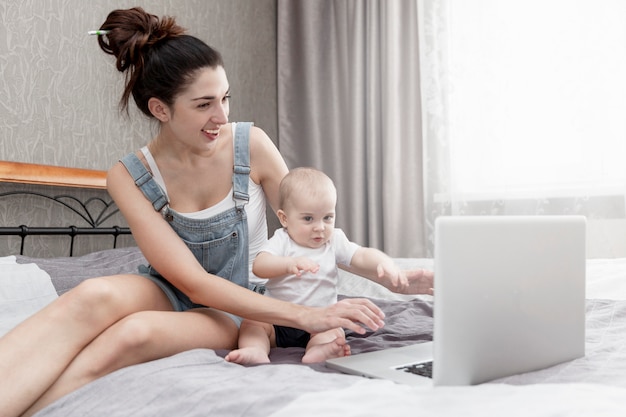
<box><xmin>586</xmin><ymin>258</ymin><xmax>626</xmax><ymax>300</ymax></box>
<box><xmin>271</xmin><ymin>380</ymin><xmax>626</xmax><ymax>417</ymax></box>
<box><xmin>0</xmin><ymin>256</ymin><xmax>58</xmax><ymax>337</ymax></box>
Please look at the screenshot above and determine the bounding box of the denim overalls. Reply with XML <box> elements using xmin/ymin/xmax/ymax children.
<box><xmin>120</xmin><ymin>122</ymin><xmax>254</xmax><ymax>312</ymax></box>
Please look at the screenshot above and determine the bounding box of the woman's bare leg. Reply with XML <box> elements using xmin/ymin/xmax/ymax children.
<box><xmin>225</xmin><ymin>319</ymin><xmax>274</xmax><ymax>365</ymax></box>
<box><xmin>0</xmin><ymin>274</ymin><xmax>171</xmax><ymax>417</ymax></box>
<box><xmin>20</xmin><ymin>290</ymin><xmax>239</xmax><ymax>417</ymax></box>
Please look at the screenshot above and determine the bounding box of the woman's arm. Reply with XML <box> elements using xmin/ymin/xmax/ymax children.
<box><xmin>248</xmin><ymin>126</ymin><xmax>288</xmax><ymax>214</ymax></box>
<box><xmin>107</xmin><ymin>156</ymin><xmax>384</xmax><ymax>334</ymax></box>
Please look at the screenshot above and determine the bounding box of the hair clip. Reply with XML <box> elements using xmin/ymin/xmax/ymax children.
<box><xmin>87</xmin><ymin>30</ymin><xmax>110</xmax><ymax>36</ymax></box>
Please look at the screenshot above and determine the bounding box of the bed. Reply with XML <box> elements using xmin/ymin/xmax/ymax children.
<box><xmin>2</xmin><ymin>161</ymin><xmax>626</xmax><ymax>417</ymax></box>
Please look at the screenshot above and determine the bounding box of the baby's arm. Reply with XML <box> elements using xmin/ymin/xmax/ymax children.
<box><xmin>348</xmin><ymin>247</ymin><xmax>410</xmax><ymax>293</ymax></box>
<box><xmin>253</xmin><ymin>251</ymin><xmax>320</xmax><ymax>279</ymax></box>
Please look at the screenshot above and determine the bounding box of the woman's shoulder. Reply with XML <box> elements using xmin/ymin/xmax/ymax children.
<box><xmin>244</xmin><ymin>123</ymin><xmax>288</xmax><ymax>185</ymax></box>
<box><xmin>245</xmin><ymin>124</ymin><xmax>273</xmax><ymax>147</ymax></box>
<box><xmin>106</xmin><ymin>149</ymin><xmax>150</xmax><ymax>182</ymax></box>
<box><xmin>232</xmin><ymin>122</ymin><xmax>273</xmax><ymax>156</ymax></box>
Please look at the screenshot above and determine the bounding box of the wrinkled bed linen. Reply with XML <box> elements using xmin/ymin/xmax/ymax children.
<box><xmin>36</xmin><ymin>349</ymin><xmax>359</xmax><ymax>417</ymax></box>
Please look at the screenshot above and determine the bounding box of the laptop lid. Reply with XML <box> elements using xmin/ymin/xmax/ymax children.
<box><xmin>326</xmin><ymin>215</ymin><xmax>586</xmax><ymax>386</ymax></box>
<box><xmin>433</xmin><ymin>215</ymin><xmax>586</xmax><ymax>385</ymax></box>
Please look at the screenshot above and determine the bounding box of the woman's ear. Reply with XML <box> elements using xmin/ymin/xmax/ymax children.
<box><xmin>148</xmin><ymin>98</ymin><xmax>170</xmax><ymax>122</ymax></box>
<box><xmin>277</xmin><ymin>209</ymin><xmax>288</xmax><ymax>228</ymax></box>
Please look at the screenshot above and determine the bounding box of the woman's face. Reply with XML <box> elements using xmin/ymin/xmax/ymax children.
<box><xmin>164</xmin><ymin>66</ymin><xmax>231</xmax><ymax>152</ymax></box>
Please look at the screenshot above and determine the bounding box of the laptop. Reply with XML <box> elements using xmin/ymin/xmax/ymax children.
<box><xmin>326</xmin><ymin>215</ymin><xmax>586</xmax><ymax>386</ymax></box>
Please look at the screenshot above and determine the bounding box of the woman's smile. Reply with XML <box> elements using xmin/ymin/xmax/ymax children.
<box><xmin>202</xmin><ymin>128</ymin><xmax>220</xmax><ymax>141</ymax></box>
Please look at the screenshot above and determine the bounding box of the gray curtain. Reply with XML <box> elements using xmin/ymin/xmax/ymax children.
<box><xmin>276</xmin><ymin>0</ymin><xmax>426</xmax><ymax>257</ymax></box>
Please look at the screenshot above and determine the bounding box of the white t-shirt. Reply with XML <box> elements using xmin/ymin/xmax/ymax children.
<box><xmin>261</xmin><ymin>228</ymin><xmax>360</xmax><ymax>307</ymax></box>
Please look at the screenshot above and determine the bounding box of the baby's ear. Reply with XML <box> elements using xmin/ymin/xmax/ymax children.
<box><xmin>277</xmin><ymin>209</ymin><xmax>288</xmax><ymax>228</ymax></box>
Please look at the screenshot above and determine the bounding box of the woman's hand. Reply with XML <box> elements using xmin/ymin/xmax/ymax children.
<box><xmin>301</xmin><ymin>298</ymin><xmax>386</xmax><ymax>335</ymax></box>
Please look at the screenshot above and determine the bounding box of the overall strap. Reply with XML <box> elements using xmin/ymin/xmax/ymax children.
<box><xmin>233</xmin><ymin>122</ymin><xmax>252</xmax><ymax>208</ymax></box>
<box><xmin>120</xmin><ymin>153</ymin><xmax>169</xmax><ymax>214</ymax></box>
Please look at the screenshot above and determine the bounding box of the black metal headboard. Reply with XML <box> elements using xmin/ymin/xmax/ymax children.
<box><xmin>0</xmin><ymin>190</ymin><xmax>131</xmax><ymax>256</ymax></box>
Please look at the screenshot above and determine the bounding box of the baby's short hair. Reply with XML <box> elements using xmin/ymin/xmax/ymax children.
<box><xmin>279</xmin><ymin>167</ymin><xmax>337</xmax><ymax>209</ymax></box>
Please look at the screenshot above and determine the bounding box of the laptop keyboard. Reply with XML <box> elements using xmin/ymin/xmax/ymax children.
<box><xmin>396</xmin><ymin>361</ymin><xmax>433</xmax><ymax>378</ymax></box>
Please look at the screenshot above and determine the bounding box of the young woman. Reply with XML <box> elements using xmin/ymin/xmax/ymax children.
<box><xmin>0</xmin><ymin>8</ymin><xmax>433</xmax><ymax>417</ymax></box>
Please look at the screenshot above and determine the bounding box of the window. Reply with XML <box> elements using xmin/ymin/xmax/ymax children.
<box><xmin>426</xmin><ymin>0</ymin><xmax>626</xmax><ymax>201</ymax></box>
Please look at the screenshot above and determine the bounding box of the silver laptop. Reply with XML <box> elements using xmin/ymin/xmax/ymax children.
<box><xmin>326</xmin><ymin>215</ymin><xmax>586</xmax><ymax>386</ymax></box>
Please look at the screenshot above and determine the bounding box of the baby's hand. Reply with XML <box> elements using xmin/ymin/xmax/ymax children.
<box><xmin>376</xmin><ymin>261</ymin><xmax>409</xmax><ymax>293</ymax></box>
<box><xmin>288</xmin><ymin>257</ymin><xmax>320</xmax><ymax>277</ymax></box>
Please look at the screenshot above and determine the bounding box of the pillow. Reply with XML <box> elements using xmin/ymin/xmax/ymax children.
<box><xmin>0</xmin><ymin>257</ymin><xmax>58</xmax><ymax>336</ymax></box>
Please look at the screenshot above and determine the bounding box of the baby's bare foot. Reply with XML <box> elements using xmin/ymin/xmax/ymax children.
<box><xmin>225</xmin><ymin>347</ymin><xmax>271</xmax><ymax>365</ymax></box>
<box><xmin>302</xmin><ymin>338</ymin><xmax>351</xmax><ymax>364</ymax></box>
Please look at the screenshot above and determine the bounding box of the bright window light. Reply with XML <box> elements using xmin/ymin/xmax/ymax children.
<box><xmin>447</xmin><ymin>0</ymin><xmax>626</xmax><ymax>198</ymax></box>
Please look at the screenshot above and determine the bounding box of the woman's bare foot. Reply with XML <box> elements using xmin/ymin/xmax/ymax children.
<box><xmin>225</xmin><ymin>347</ymin><xmax>271</xmax><ymax>365</ymax></box>
<box><xmin>302</xmin><ymin>338</ymin><xmax>351</xmax><ymax>364</ymax></box>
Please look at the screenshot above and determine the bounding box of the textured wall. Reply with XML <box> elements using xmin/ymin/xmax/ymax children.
<box><xmin>0</xmin><ymin>0</ymin><xmax>277</xmax><ymax>257</ymax></box>
<box><xmin>0</xmin><ymin>0</ymin><xmax>277</xmax><ymax>169</ymax></box>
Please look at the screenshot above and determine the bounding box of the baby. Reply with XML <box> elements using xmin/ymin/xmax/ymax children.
<box><xmin>226</xmin><ymin>167</ymin><xmax>410</xmax><ymax>364</ymax></box>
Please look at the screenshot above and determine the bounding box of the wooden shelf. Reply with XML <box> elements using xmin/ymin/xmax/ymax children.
<box><xmin>0</xmin><ymin>161</ymin><xmax>107</xmax><ymax>189</ymax></box>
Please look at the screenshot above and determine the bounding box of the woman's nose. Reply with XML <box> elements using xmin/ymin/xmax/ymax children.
<box><xmin>212</xmin><ymin>103</ymin><xmax>228</xmax><ymax>124</ymax></box>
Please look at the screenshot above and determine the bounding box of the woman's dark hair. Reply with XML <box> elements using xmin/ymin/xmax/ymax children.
<box><xmin>97</xmin><ymin>7</ymin><xmax>224</xmax><ymax>117</ymax></box>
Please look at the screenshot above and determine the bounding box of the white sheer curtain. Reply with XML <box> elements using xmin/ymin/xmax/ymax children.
<box><xmin>277</xmin><ymin>0</ymin><xmax>426</xmax><ymax>257</ymax></box>
<box><xmin>420</xmin><ymin>0</ymin><xmax>626</xmax><ymax>255</ymax></box>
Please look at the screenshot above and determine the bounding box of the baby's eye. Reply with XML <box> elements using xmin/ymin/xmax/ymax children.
<box><xmin>303</xmin><ymin>216</ymin><xmax>313</xmax><ymax>222</ymax></box>
<box><xmin>222</xmin><ymin>95</ymin><xmax>231</xmax><ymax>103</ymax></box>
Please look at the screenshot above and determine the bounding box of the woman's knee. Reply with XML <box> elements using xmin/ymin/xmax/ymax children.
<box><xmin>113</xmin><ymin>314</ymin><xmax>156</xmax><ymax>352</ymax></box>
<box><xmin>54</xmin><ymin>277</ymin><xmax>125</xmax><ymax>326</ymax></box>
<box><xmin>77</xmin><ymin>314</ymin><xmax>158</xmax><ymax>380</ymax></box>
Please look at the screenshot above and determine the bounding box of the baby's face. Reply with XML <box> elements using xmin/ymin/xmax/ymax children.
<box><xmin>280</xmin><ymin>190</ymin><xmax>336</xmax><ymax>249</ymax></box>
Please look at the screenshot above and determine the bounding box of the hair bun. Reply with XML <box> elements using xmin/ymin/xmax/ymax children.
<box><xmin>98</xmin><ymin>7</ymin><xmax>186</xmax><ymax>72</ymax></box>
